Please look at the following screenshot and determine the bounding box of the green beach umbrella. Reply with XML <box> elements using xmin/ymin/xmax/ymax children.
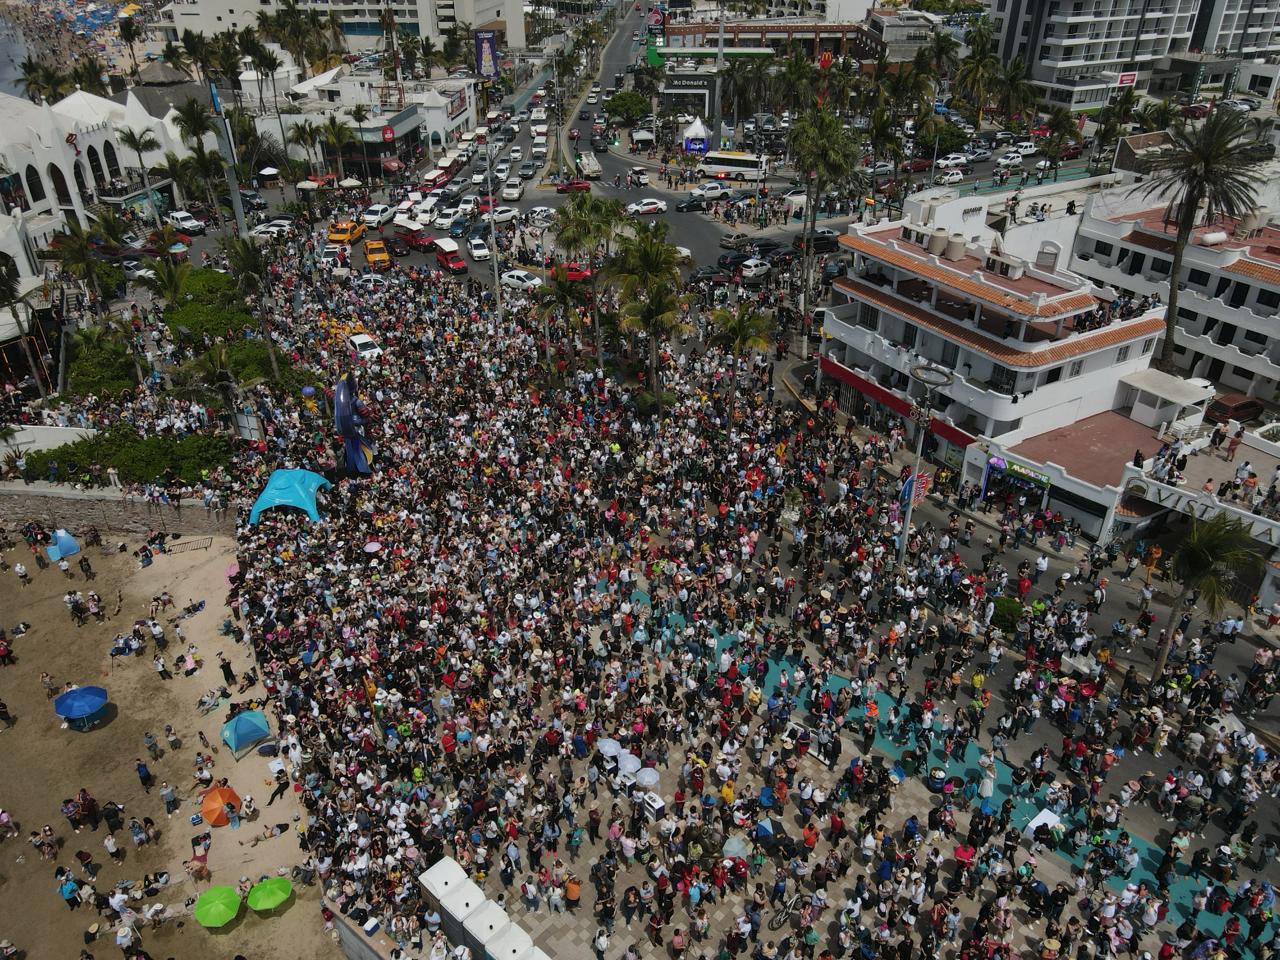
<box><xmin>246</xmin><ymin>876</ymin><xmax>293</xmax><ymax>912</ymax></box>
<box><xmin>194</xmin><ymin>886</ymin><xmax>242</xmax><ymax>928</ymax></box>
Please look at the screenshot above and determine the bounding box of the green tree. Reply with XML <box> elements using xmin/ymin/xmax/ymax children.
<box><xmin>322</xmin><ymin>114</ymin><xmax>355</xmax><ymax>179</ymax></box>
<box><xmin>174</xmin><ymin>96</ymin><xmax>215</xmax><ymax>146</ymax></box>
<box><xmin>72</xmin><ymin>56</ymin><xmax>110</xmax><ymax>95</ymax></box>
<box><xmin>347</xmin><ymin>103</ymin><xmax>371</xmax><ymax>178</ymax></box>
<box><xmin>1151</xmin><ymin>514</ymin><xmax>1263</xmax><ymax>688</ymax></box>
<box><xmin>118</xmin><ymin>16</ymin><xmax>144</xmax><ymax>76</ymax></box>
<box><xmin>604</xmin><ymin>90</ymin><xmax>650</xmax><ymax>124</ymax></box>
<box><xmin>709</xmin><ymin>302</ymin><xmax>770</xmax><ymax>416</ymax></box>
<box><xmin>1040</xmin><ymin>106</ymin><xmax>1081</xmax><ymax>181</ymax></box>
<box><xmin>184</xmin><ymin>141</ymin><xmax>226</xmax><ymax>225</ymax></box>
<box><xmin>161</xmin><ymin>41</ymin><xmax>192</xmax><ymax>78</ymax></box>
<box><xmin>535</xmin><ymin>275</ymin><xmax>585</xmax><ymax>369</ymax></box>
<box><xmin>619</xmin><ymin>285</ymin><xmax>689</xmax><ymax>413</ymax></box>
<box><xmin>924</xmin><ymin>29</ymin><xmax>960</xmax><ymax>87</ymax></box>
<box><xmin>221</xmin><ymin>236</ymin><xmax>283</xmax><ymax>382</ymax></box>
<box><xmin>0</xmin><ymin>254</ymin><xmax>46</xmax><ymax>399</ymax></box>
<box><xmin>288</xmin><ymin>118</ymin><xmax>322</xmax><ymax>174</ymax></box>
<box><xmin>955</xmin><ymin>20</ymin><xmax>1001</xmax><ymax>127</ymax></box>
<box><xmin>1132</xmin><ymin>109</ymin><xmax>1268</xmax><ymax>372</ymax></box>
<box><xmin>56</xmin><ymin>220</ymin><xmax>103</xmax><ymax>301</ymax></box>
<box><xmin>1134</xmin><ymin>99</ymin><xmax>1180</xmax><ymax>133</ymax></box>
<box><xmin>116</xmin><ymin>126</ymin><xmax>163</xmax><ymax>229</ymax></box>
<box><xmin>140</xmin><ymin>258</ymin><xmax>191</xmax><ymax>309</ymax></box>
<box><xmin>996</xmin><ymin>55</ymin><xmax>1037</xmax><ymax>123</ymax></box>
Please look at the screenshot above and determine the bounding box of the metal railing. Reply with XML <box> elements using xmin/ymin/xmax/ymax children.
<box><xmin>165</xmin><ymin>536</ymin><xmax>214</xmax><ymax>554</ymax></box>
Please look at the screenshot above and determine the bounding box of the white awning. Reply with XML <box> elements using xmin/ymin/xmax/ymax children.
<box><xmin>632</xmin><ymin>129</ymin><xmax>654</xmax><ymax>142</ymax></box>
<box><xmin>682</xmin><ymin>118</ymin><xmax>709</xmax><ymax>139</ymax></box>
<box><xmin>290</xmin><ymin>65</ymin><xmax>342</xmax><ymax>97</ymax></box>
<box><xmin>1121</xmin><ymin>369</ymin><xmax>1215</xmax><ymax>407</ymax></box>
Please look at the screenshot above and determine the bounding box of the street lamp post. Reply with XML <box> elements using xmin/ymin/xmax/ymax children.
<box><xmin>485</xmin><ymin>142</ymin><xmax>504</xmax><ymax>328</ymax></box>
<box><xmin>897</xmin><ymin>363</ymin><xmax>954</xmax><ymax>570</ymax></box>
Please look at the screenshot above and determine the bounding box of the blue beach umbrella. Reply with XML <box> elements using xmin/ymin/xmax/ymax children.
<box><xmin>54</xmin><ymin>686</ymin><xmax>108</xmax><ymax>720</ymax></box>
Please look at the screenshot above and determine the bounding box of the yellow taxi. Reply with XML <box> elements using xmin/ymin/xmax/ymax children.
<box><xmin>364</xmin><ymin>239</ymin><xmax>392</xmax><ymax>271</ymax></box>
<box><xmin>328</xmin><ymin>219</ymin><xmax>366</xmax><ymax>244</ymax></box>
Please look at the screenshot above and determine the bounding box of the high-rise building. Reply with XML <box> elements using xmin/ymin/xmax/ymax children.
<box><xmin>989</xmin><ymin>0</ymin><xmax>1197</xmax><ymax>109</ymax></box>
<box><xmin>1192</xmin><ymin>0</ymin><xmax>1280</xmax><ymax>57</ymax></box>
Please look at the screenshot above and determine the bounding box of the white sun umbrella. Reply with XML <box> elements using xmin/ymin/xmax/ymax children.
<box><xmin>635</xmin><ymin>767</ymin><xmax>660</xmax><ymax>788</ymax></box>
<box><xmin>618</xmin><ymin>752</ymin><xmax>642</xmax><ymax>775</ymax></box>
<box><xmin>339</xmin><ymin>176</ymin><xmax>362</xmax><ymax>188</ymax></box>
<box><xmin>259</xmin><ymin>166</ymin><xmax>279</xmax><ymax>176</ymax></box>
<box><xmin>296</xmin><ymin>180</ymin><xmax>320</xmax><ymax>191</ymax></box>
<box><xmin>597</xmin><ymin>738</ymin><xmax>623</xmax><ymax>757</ymax></box>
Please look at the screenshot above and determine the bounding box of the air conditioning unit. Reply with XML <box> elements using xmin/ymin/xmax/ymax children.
<box><xmin>985</xmin><ymin>252</ymin><xmax>1025</xmax><ymax>280</ymax></box>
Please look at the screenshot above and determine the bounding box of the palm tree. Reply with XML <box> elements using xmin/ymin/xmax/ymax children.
<box><xmin>1151</xmin><ymin>514</ymin><xmax>1263</xmax><ymax>688</ymax></box>
<box><xmin>954</xmin><ymin>22</ymin><xmax>1001</xmax><ymax>128</ymax></box>
<box><xmin>288</xmin><ymin>119</ymin><xmax>321</xmax><ymax>174</ymax></box>
<box><xmin>924</xmin><ymin>30</ymin><xmax>959</xmax><ymax>89</ymax></box>
<box><xmin>789</xmin><ymin>106</ymin><xmax>860</xmax><ymax>348</ymax></box>
<box><xmin>709</xmin><ymin>302</ymin><xmax>770</xmax><ymax>415</ymax></box>
<box><xmin>347</xmin><ymin>104</ymin><xmax>371</xmax><ymax>179</ymax></box>
<box><xmin>174</xmin><ymin>97</ymin><xmax>215</xmax><ymax>146</ymax></box>
<box><xmin>162</xmin><ymin>41</ymin><xmax>193</xmax><ymax>78</ymax></box>
<box><xmin>24</xmin><ymin>64</ymin><xmax>71</xmax><ymax>102</ymax></box>
<box><xmin>57</xmin><ymin>220</ymin><xmax>103</xmax><ymax>300</ymax></box>
<box><xmin>118</xmin><ymin>15</ymin><xmax>144</xmax><ymax>77</ymax></box>
<box><xmin>781</xmin><ymin>51</ymin><xmax>817</xmax><ymax>115</ymax></box>
<box><xmin>17</xmin><ymin>57</ymin><xmax>44</xmax><ymax>101</ymax></box>
<box><xmin>419</xmin><ymin>35</ymin><xmax>440</xmax><ymax>76</ymax></box>
<box><xmin>0</xmin><ymin>254</ymin><xmax>46</xmax><ymax>399</ymax></box>
<box><xmin>321</xmin><ymin>115</ymin><xmax>355</xmax><ymax>179</ymax></box>
<box><xmin>1134</xmin><ymin>99</ymin><xmax>1180</xmax><ymax>133</ymax></box>
<box><xmin>619</xmin><ymin>285</ymin><xmax>690</xmax><ymax>412</ymax></box>
<box><xmin>181</xmin><ymin>29</ymin><xmax>212</xmax><ymax>86</ymax></box>
<box><xmin>211</xmin><ymin>31</ymin><xmax>245</xmax><ymax>112</ymax></box>
<box><xmin>116</xmin><ymin>126</ymin><xmax>163</xmax><ymax>229</ymax></box>
<box><xmin>996</xmin><ymin>55</ymin><xmax>1037</xmax><ymax>124</ymax></box>
<box><xmin>399</xmin><ymin>30</ymin><xmax>422</xmax><ymax>76</ymax></box>
<box><xmin>535</xmin><ymin>275</ymin><xmax>584</xmax><ymax>369</ymax></box>
<box><xmin>221</xmin><ymin>236</ymin><xmax>282</xmax><ymax>382</ymax></box>
<box><xmin>1131</xmin><ymin>109</ymin><xmax>1268</xmax><ymax>372</ymax></box>
<box><xmin>1040</xmin><ymin>106</ymin><xmax>1080</xmax><ymax>181</ymax></box>
<box><xmin>185</xmin><ymin>141</ymin><xmax>226</xmax><ymax>222</ymax></box>
<box><xmin>140</xmin><ymin>257</ymin><xmax>191</xmax><ymax>309</ymax></box>
<box><xmin>157</xmin><ymin>150</ymin><xmax>194</xmax><ymax>208</ymax></box>
<box><xmin>72</xmin><ymin>56</ymin><xmax>110</xmax><ymax>95</ymax></box>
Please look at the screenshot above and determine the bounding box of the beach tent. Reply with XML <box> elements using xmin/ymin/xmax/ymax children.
<box><xmin>248</xmin><ymin>469</ymin><xmax>332</xmax><ymax>525</ymax></box>
<box><xmin>46</xmin><ymin>528</ymin><xmax>81</xmax><ymax>561</ymax></box>
<box><xmin>221</xmin><ymin>710</ymin><xmax>272</xmax><ymax>755</ymax></box>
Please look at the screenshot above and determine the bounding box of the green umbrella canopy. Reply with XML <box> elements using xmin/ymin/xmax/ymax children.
<box><xmin>246</xmin><ymin>876</ymin><xmax>293</xmax><ymax>911</ymax></box>
<box><xmin>194</xmin><ymin>886</ymin><xmax>242</xmax><ymax>928</ymax></box>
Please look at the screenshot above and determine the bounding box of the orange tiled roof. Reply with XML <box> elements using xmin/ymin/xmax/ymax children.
<box><xmin>832</xmin><ymin>276</ymin><xmax>1166</xmax><ymax>369</ymax></box>
<box><xmin>1123</xmin><ymin>229</ymin><xmax>1280</xmax><ymax>285</ymax></box>
<box><xmin>839</xmin><ymin>233</ymin><xmax>1097</xmax><ymax>319</ymax></box>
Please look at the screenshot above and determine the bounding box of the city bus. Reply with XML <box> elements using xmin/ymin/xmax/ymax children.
<box><xmin>696</xmin><ymin>150</ymin><xmax>768</xmax><ymax>183</ymax></box>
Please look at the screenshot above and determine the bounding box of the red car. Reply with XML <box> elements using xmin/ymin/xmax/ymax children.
<box><xmin>874</xmin><ymin>178</ymin><xmax>898</xmax><ymax>194</ymax></box>
<box><xmin>551</xmin><ymin>262</ymin><xmax>592</xmax><ymax>281</ymax></box>
<box><xmin>900</xmin><ymin>157</ymin><xmax>931</xmax><ymax>172</ymax></box>
<box><xmin>556</xmin><ymin>179</ymin><xmax>591</xmax><ymax>194</ymax></box>
<box><xmin>569</xmin><ymin>128</ymin><xmax>581</xmax><ymax>140</ymax></box>
<box><xmin>1060</xmin><ymin>142</ymin><xmax>1083</xmax><ymax>159</ymax></box>
<box><xmin>1182</xmin><ymin>103</ymin><xmax>1210</xmax><ymax>119</ymax></box>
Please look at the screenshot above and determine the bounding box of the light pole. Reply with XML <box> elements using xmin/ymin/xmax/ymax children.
<box><xmin>897</xmin><ymin>363</ymin><xmax>954</xmax><ymax>570</ymax></box>
<box><xmin>484</xmin><ymin>142</ymin><xmax>505</xmax><ymax>328</ymax></box>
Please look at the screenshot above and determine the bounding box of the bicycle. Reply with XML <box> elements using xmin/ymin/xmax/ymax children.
<box><xmin>769</xmin><ymin>891</ymin><xmax>802</xmax><ymax>930</ymax></box>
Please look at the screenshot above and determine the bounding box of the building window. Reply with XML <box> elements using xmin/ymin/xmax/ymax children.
<box><xmin>990</xmin><ymin>364</ymin><xmax>1017</xmax><ymax>394</ymax></box>
<box><xmin>1257</xmin><ymin>288</ymin><xmax>1280</xmax><ymax>309</ymax></box>
<box><xmin>1068</xmin><ymin>359</ymin><xmax>1084</xmax><ymax>378</ymax></box>
<box><xmin>1093</xmin><ymin>240</ymin><xmax>1113</xmax><ymax>256</ymax></box>
<box><xmin>1142</xmin><ymin>338</ymin><xmax>1154</xmax><ymax>354</ymax></box>
<box><xmin>1245</xmin><ymin>329</ymin><xmax>1269</xmax><ymax>345</ymax></box>
<box><xmin>1188</xmin><ymin>268</ymin><xmax>1210</xmax><ymax>285</ymax></box>
<box><xmin>857</xmin><ymin>302</ymin><xmax>878</xmax><ymax>330</ymax></box>
<box><xmin>1045</xmin><ymin>366</ymin><xmax>1063</xmax><ymax>384</ymax></box>
<box><xmin>1116</xmin><ymin>345</ymin><xmax>1131</xmax><ymax>362</ymax></box>
<box><xmin>901</xmin><ymin>323</ymin><xmax>918</xmax><ymax>348</ymax></box>
<box><xmin>1150</xmin><ymin>259</ymin><xmax>1171</xmax><ymax>275</ymax></box>
<box><xmin>1232</xmin><ymin>365</ymin><xmax>1253</xmax><ymax>378</ymax></box>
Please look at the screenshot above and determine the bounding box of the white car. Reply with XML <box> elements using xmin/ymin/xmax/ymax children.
<box><xmin>434</xmin><ymin>208</ymin><xmax>463</xmax><ymax>228</ymax></box>
<box><xmin>692</xmin><ymin>182</ymin><xmax>733</xmax><ymax>200</ymax></box>
<box><xmin>675</xmin><ymin>113</ymin><xmax>696</xmax><ymax>124</ymax></box>
<box><xmin>936</xmin><ymin>154</ymin><xmax>970</xmax><ymax>169</ymax></box>
<box><xmin>318</xmin><ymin>244</ymin><xmax>345</xmax><ymax>267</ymax></box>
<box><xmin>471</xmin><ymin>169</ymin><xmax>489</xmax><ymax>185</ymax></box>
<box><xmin>674</xmin><ymin>246</ymin><xmax>692</xmax><ymax>263</ymax></box>
<box><xmin>1034</xmin><ymin>159</ymin><xmax>1060</xmax><ymax>171</ymax></box>
<box><xmin>627</xmin><ymin>198</ymin><xmax>668</xmax><ymax>215</ymax></box>
<box><xmin>166</xmin><ymin>210</ymin><xmax>205</xmax><ymax>235</ymax></box>
<box><xmin>1015</xmin><ymin>141</ymin><xmax>1039</xmax><ymax>156</ymax></box>
<box><xmin>586</xmin><ymin>93</ymin><xmax>598</xmax><ymax>104</ymax></box>
<box><xmin>501</xmin><ymin>178</ymin><xmax>524</xmax><ymax>201</ymax></box>
<box><xmin>249</xmin><ymin>223</ymin><xmax>280</xmax><ymax>240</ymax></box>
<box><xmin>468</xmin><ymin>237</ymin><xmax>491</xmax><ymax>260</ymax></box>
<box><xmin>964</xmin><ymin>147</ymin><xmax>993</xmax><ymax>162</ymax></box>
<box><xmin>348</xmin><ymin>333</ymin><xmax>382</xmax><ymax>360</ymax></box>
<box><xmin>458</xmin><ymin>196</ymin><xmax>481</xmax><ymax>215</ymax></box>
<box><xmin>509</xmin><ymin>146</ymin><xmax>524</xmax><ymax>162</ymax></box>
<box><xmin>863</xmin><ymin>161</ymin><xmax>894</xmax><ymax>176</ymax></box>
<box><xmin>739</xmin><ymin>258</ymin><xmax>770</xmax><ymax>279</ymax></box>
<box><xmin>502</xmin><ymin>269</ymin><xmax>544</xmax><ymax>292</ymax></box>
<box><xmin>363</xmin><ymin>204</ymin><xmax>394</xmax><ymax>227</ymax></box>
<box><xmin>484</xmin><ymin>206</ymin><xmax>519</xmax><ymax>224</ymax></box>
<box><xmin>933</xmin><ymin>169</ymin><xmax>965</xmax><ymax>185</ymax></box>
<box><xmin>995</xmin><ymin>152</ymin><xmax>1024</xmax><ymax>169</ymax></box>
<box><xmin>527</xmin><ymin>206</ymin><xmax>555</xmax><ymax>225</ymax></box>
<box><xmin>122</xmin><ymin>259</ymin><xmax>156</xmax><ymax>281</ymax></box>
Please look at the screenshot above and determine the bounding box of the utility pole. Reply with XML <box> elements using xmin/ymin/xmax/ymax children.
<box><xmin>209</xmin><ymin>80</ymin><xmax>247</xmax><ymax>237</ymax></box>
<box><xmin>486</xmin><ymin>142</ymin><xmax>504</xmax><ymax>328</ymax></box>
<box><xmin>896</xmin><ymin>364</ymin><xmax>954</xmax><ymax>570</ymax></box>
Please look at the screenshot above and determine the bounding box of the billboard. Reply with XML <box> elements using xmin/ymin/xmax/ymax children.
<box><xmin>474</xmin><ymin>30</ymin><xmax>499</xmax><ymax>79</ymax></box>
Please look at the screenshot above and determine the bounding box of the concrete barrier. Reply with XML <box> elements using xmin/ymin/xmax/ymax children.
<box><xmin>0</xmin><ymin>481</ymin><xmax>234</xmax><ymax>536</ymax></box>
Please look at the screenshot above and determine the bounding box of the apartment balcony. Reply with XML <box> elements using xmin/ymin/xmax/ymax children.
<box><xmin>1175</xmin><ymin>329</ymin><xmax>1280</xmax><ymax>381</ymax></box>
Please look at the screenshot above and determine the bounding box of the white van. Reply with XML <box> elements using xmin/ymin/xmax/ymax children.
<box><xmin>530</xmin><ymin>142</ymin><xmax>548</xmax><ymax>163</ymax></box>
<box><xmin>532</xmin><ymin>135</ymin><xmax>548</xmax><ymax>153</ymax></box>
<box><xmin>530</xmin><ymin>106</ymin><xmax>547</xmax><ymax>122</ymax></box>
<box><xmin>459</xmin><ymin>130</ymin><xmax>477</xmax><ymax>147</ymax></box>
<box><xmin>532</xmin><ymin>123</ymin><xmax>549</xmax><ymax>139</ymax></box>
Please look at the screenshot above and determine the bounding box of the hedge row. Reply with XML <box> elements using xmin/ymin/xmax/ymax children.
<box><xmin>25</xmin><ymin>427</ymin><xmax>234</xmax><ymax>485</ymax></box>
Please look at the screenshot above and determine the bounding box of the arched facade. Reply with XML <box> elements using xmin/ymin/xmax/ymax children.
<box><xmin>24</xmin><ymin>164</ymin><xmax>46</xmax><ymax>204</ymax></box>
<box><xmin>47</xmin><ymin>163</ymin><xmax>72</xmax><ymax>207</ymax></box>
<box><xmin>102</xmin><ymin>140</ymin><xmax>121</xmax><ymax>179</ymax></box>
<box><xmin>86</xmin><ymin>144</ymin><xmax>106</xmax><ymax>189</ymax></box>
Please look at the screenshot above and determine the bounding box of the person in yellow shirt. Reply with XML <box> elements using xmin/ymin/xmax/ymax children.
<box><xmin>720</xmin><ymin>779</ymin><xmax>735</xmax><ymax>805</ymax></box>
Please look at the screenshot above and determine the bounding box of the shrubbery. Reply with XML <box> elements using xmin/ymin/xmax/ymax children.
<box><xmin>26</xmin><ymin>427</ymin><xmax>233</xmax><ymax>484</ymax></box>
<box><xmin>67</xmin><ymin>339</ymin><xmax>136</xmax><ymax>397</ymax></box>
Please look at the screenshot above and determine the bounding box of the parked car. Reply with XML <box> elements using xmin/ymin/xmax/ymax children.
<box><xmin>717</xmin><ymin>251</ymin><xmax>752</xmax><ymax>271</ymax></box>
<box><xmin>738</xmin><ymin>258</ymin><xmax>770</xmax><ymax>280</ymax></box>
<box><xmin>556</xmin><ymin>179</ymin><xmax>591</xmax><ymax>194</ymax></box>
<box><xmin>167</xmin><ymin>210</ymin><xmax>206</xmax><ymax>235</ymax></box>
<box><xmin>935</xmin><ymin>154</ymin><xmax>970</xmax><ymax>170</ymax></box>
<box><xmin>348</xmin><ymin>333</ymin><xmax>382</xmax><ymax>360</ymax></box>
<box><xmin>900</xmin><ymin>157</ymin><xmax>932</xmax><ymax>173</ymax></box>
<box><xmin>934</xmin><ymin>169</ymin><xmax>965</xmax><ymax>185</ymax></box>
<box><xmin>501</xmin><ymin>269</ymin><xmax>544</xmax><ymax>291</ymax></box>
<box><xmin>467</xmin><ymin>237</ymin><xmax>491</xmax><ymax>260</ymax></box>
<box><xmin>122</xmin><ymin>259</ymin><xmax>156</xmax><ymax>281</ymax></box>
<box><xmin>386</xmin><ymin>236</ymin><xmax>411</xmax><ymax>256</ymax></box>
<box><xmin>363</xmin><ymin>204</ymin><xmax>394</xmax><ymax>227</ymax></box>
<box><xmin>328</xmin><ymin>220</ymin><xmax>367</xmax><ymax>243</ymax></box>
<box><xmin>676</xmin><ymin>197</ymin><xmax>709</xmax><ymax>212</ymax></box>
<box><xmin>626</xmin><ymin>198</ymin><xmax>667</xmax><ymax>215</ymax></box>
<box><xmin>995</xmin><ymin>152</ymin><xmax>1024</xmax><ymax>169</ymax></box>
<box><xmin>363</xmin><ymin>239</ymin><xmax>392</xmax><ymax>270</ymax></box>
<box><xmin>1205</xmin><ymin>394</ymin><xmax>1266</xmax><ymax>424</ymax></box>
<box><xmin>692</xmin><ymin>181</ymin><xmax>734</xmax><ymax>200</ymax></box>
<box><xmin>719</xmin><ymin>232</ymin><xmax>751</xmax><ymax>250</ymax></box>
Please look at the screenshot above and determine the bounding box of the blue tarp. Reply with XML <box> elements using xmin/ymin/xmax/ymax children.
<box><xmin>248</xmin><ymin>469</ymin><xmax>332</xmax><ymax>525</ymax></box>
<box><xmin>221</xmin><ymin>710</ymin><xmax>271</xmax><ymax>753</ymax></box>
<box><xmin>46</xmin><ymin>528</ymin><xmax>81</xmax><ymax>562</ymax></box>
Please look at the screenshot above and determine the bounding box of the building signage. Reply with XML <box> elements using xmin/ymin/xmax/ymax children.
<box><xmin>1116</xmin><ymin>72</ymin><xmax>1137</xmax><ymax>86</ymax></box>
<box><xmin>988</xmin><ymin>455</ymin><xmax>1050</xmax><ymax>486</ymax></box>
<box><xmin>381</xmin><ymin>125</ymin><xmax>395</xmax><ymax>142</ymax></box>
<box><xmin>474</xmin><ymin>30</ymin><xmax>499</xmax><ymax>79</ymax></box>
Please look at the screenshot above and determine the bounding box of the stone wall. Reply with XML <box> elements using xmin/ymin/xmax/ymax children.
<box><xmin>0</xmin><ymin>482</ymin><xmax>235</xmax><ymax>537</ymax></box>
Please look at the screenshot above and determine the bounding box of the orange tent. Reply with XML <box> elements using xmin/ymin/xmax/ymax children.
<box><xmin>201</xmin><ymin>786</ymin><xmax>242</xmax><ymax>827</ymax></box>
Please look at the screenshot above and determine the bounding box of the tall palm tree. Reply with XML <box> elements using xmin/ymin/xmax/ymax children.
<box><xmin>157</xmin><ymin>150</ymin><xmax>194</xmax><ymax>208</ymax></box>
<box><xmin>535</xmin><ymin>275</ymin><xmax>584</xmax><ymax>369</ymax></box>
<box><xmin>174</xmin><ymin>97</ymin><xmax>215</xmax><ymax>146</ymax></box>
<box><xmin>211</xmin><ymin>31</ymin><xmax>246</xmax><ymax>112</ymax></box>
<box><xmin>118</xmin><ymin>15</ymin><xmax>144</xmax><ymax>77</ymax></box>
<box><xmin>709</xmin><ymin>302</ymin><xmax>770</xmax><ymax>416</ymax></box>
<box><xmin>1039</xmin><ymin>106</ymin><xmax>1080</xmax><ymax>181</ymax></box>
<box><xmin>0</xmin><ymin>254</ymin><xmax>46</xmax><ymax>399</ymax></box>
<box><xmin>184</xmin><ymin>141</ymin><xmax>226</xmax><ymax>222</ymax></box>
<box><xmin>924</xmin><ymin>30</ymin><xmax>959</xmax><ymax>89</ymax></box>
<box><xmin>221</xmin><ymin>236</ymin><xmax>282</xmax><ymax>382</ymax></box>
<box><xmin>789</xmin><ymin>106</ymin><xmax>860</xmax><ymax>346</ymax></box>
<box><xmin>321</xmin><ymin>115</ymin><xmax>355</xmax><ymax>180</ymax></box>
<box><xmin>399</xmin><ymin>31</ymin><xmax>422</xmax><ymax>76</ymax></box>
<box><xmin>419</xmin><ymin>35</ymin><xmax>440</xmax><ymax>76</ymax></box>
<box><xmin>954</xmin><ymin>23</ymin><xmax>1001</xmax><ymax>128</ymax></box>
<box><xmin>619</xmin><ymin>285</ymin><xmax>690</xmax><ymax>412</ymax></box>
<box><xmin>996</xmin><ymin>55</ymin><xmax>1037</xmax><ymax>124</ymax></box>
<box><xmin>17</xmin><ymin>57</ymin><xmax>44</xmax><ymax>102</ymax></box>
<box><xmin>1132</xmin><ymin>109</ymin><xmax>1268</xmax><ymax>372</ymax></box>
<box><xmin>1151</xmin><ymin>514</ymin><xmax>1262</xmax><ymax>688</ymax></box>
<box><xmin>1134</xmin><ymin>99</ymin><xmax>1181</xmax><ymax>133</ymax></box>
<box><xmin>347</xmin><ymin>104</ymin><xmax>371</xmax><ymax>179</ymax></box>
<box><xmin>140</xmin><ymin>257</ymin><xmax>191</xmax><ymax>309</ymax></box>
<box><xmin>72</xmin><ymin>56</ymin><xmax>110</xmax><ymax>95</ymax></box>
<box><xmin>57</xmin><ymin>220</ymin><xmax>103</xmax><ymax>301</ymax></box>
<box><xmin>116</xmin><ymin>126</ymin><xmax>163</xmax><ymax>229</ymax></box>
<box><xmin>181</xmin><ymin>29</ymin><xmax>212</xmax><ymax>86</ymax></box>
<box><xmin>162</xmin><ymin>41</ymin><xmax>193</xmax><ymax>78</ymax></box>
<box><xmin>288</xmin><ymin>118</ymin><xmax>322</xmax><ymax>174</ymax></box>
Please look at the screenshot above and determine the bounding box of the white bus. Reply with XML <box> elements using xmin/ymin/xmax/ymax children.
<box><xmin>696</xmin><ymin>150</ymin><xmax>767</xmax><ymax>183</ymax></box>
